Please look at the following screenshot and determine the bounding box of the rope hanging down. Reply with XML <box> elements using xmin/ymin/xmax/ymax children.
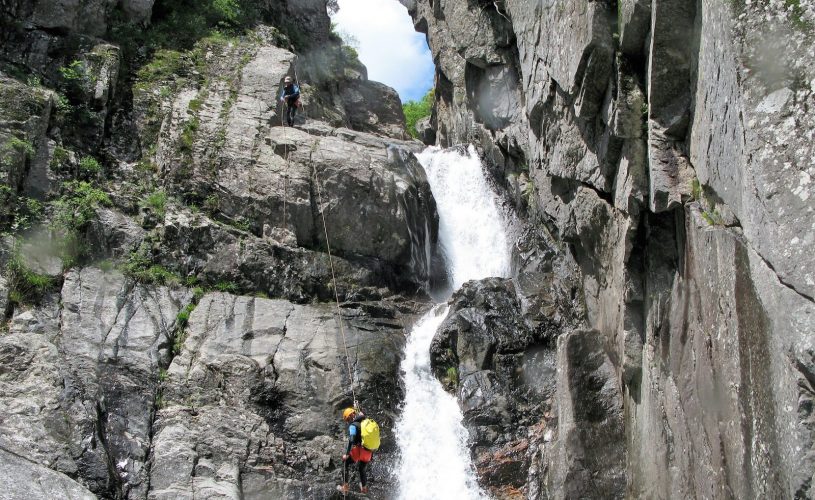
<box><xmin>312</xmin><ymin>142</ymin><xmax>358</xmax><ymax>409</ymax></box>
<box><xmin>279</xmin><ymin>70</ymin><xmax>358</xmax><ymax>410</ymax></box>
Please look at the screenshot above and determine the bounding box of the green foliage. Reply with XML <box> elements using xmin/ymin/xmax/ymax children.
<box><xmin>192</xmin><ymin>287</ymin><xmax>205</xmax><ymax>301</ymax></box>
<box><xmin>53</xmin><ymin>93</ymin><xmax>74</xmax><ymax>122</ymax></box>
<box><xmin>1</xmin><ymin>136</ymin><xmax>35</xmax><ymax>168</ymax></box>
<box><xmin>445</xmin><ymin>366</ymin><xmax>458</xmax><ymax>386</ymax></box>
<box><xmin>701</xmin><ymin>209</ymin><xmax>725</xmax><ymax>226</ymax></box>
<box><xmin>59</xmin><ymin>60</ymin><xmax>86</xmax><ymax>82</ymax></box>
<box><xmin>111</xmin><ymin>0</ymin><xmax>262</xmax><ymax>55</ymax></box>
<box><xmin>50</xmin><ymin>146</ymin><xmax>70</xmax><ymax>170</ymax></box>
<box><xmin>203</xmin><ymin>194</ymin><xmax>220</xmax><ymax>214</ymax></box>
<box><xmin>176</xmin><ymin>302</ymin><xmax>196</xmax><ymax>329</ymax></box>
<box><xmin>48</xmin><ymin>181</ymin><xmax>109</xmax><ymax>266</ymax></box>
<box><xmin>136</xmin><ymin>49</ymin><xmax>185</xmax><ymax>86</ymax></box>
<box><xmin>179</xmin><ymin>116</ymin><xmax>200</xmax><ymax>153</ymax></box>
<box><xmin>521</xmin><ymin>176</ymin><xmax>537</xmax><ymax>210</ymax></box>
<box><xmin>691</xmin><ymin>178</ymin><xmax>702</xmax><ymax>201</ymax></box>
<box><xmin>6</xmin><ymin>136</ymin><xmax>35</xmax><ymax>156</ymax></box>
<box><xmin>231</xmin><ymin>217</ymin><xmax>251</xmax><ymax>232</ymax></box>
<box><xmin>5</xmin><ymin>246</ymin><xmax>55</xmax><ymax>306</ymax></box>
<box><xmin>785</xmin><ymin>0</ymin><xmax>814</xmax><ymax>31</ymax></box>
<box><xmin>142</xmin><ymin>189</ymin><xmax>168</xmax><ymax>219</ymax></box>
<box><xmin>78</xmin><ymin>156</ymin><xmax>102</xmax><ymax>177</ymax></box>
<box><xmin>125</xmin><ymin>260</ymin><xmax>181</xmax><ymax>286</ymax></box>
<box><xmin>9</xmin><ymin>197</ymin><xmax>43</xmax><ymax>233</ymax></box>
<box><xmin>52</xmin><ymin>181</ymin><xmax>112</xmax><ymax>232</ymax></box>
<box><xmin>214</xmin><ymin>281</ymin><xmax>238</xmax><ymax>293</ymax></box>
<box><xmin>402</xmin><ymin>89</ymin><xmax>434</xmax><ymax>139</ymax></box>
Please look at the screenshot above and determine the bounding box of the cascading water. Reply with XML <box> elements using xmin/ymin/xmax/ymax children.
<box><xmin>395</xmin><ymin>146</ymin><xmax>511</xmax><ymax>499</ymax></box>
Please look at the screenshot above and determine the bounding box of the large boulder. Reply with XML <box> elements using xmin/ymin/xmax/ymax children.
<box><xmin>431</xmin><ymin>278</ymin><xmax>557</xmax><ymax>492</ymax></box>
<box><xmin>339</xmin><ymin>79</ymin><xmax>410</xmax><ymax>139</ymax></box>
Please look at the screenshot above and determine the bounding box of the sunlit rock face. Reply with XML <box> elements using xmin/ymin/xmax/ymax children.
<box><xmin>0</xmin><ymin>1</ymin><xmax>434</xmax><ymax>499</ymax></box>
<box><xmin>406</xmin><ymin>0</ymin><xmax>815</xmax><ymax>498</ymax></box>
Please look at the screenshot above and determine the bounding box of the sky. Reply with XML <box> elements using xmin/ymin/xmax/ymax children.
<box><xmin>331</xmin><ymin>0</ymin><xmax>435</xmax><ymax>103</ymax></box>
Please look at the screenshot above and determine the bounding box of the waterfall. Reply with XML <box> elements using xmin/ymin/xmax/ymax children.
<box><xmin>395</xmin><ymin>146</ymin><xmax>511</xmax><ymax>499</ymax></box>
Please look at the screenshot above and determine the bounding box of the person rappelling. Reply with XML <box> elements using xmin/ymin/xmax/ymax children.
<box><xmin>280</xmin><ymin>75</ymin><xmax>301</xmax><ymax>126</ymax></box>
<box><xmin>337</xmin><ymin>407</ymin><xmax>380</xmax><ymax>495</ymax></box>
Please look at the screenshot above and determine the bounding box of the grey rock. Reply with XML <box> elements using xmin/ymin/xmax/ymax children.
<box><xmin>625</xmin><ymin>205</ymin><xmax>815</xmax><ymax>498</ymax></box>
<box><xmin>0</xmin><ymin>273</ymin><xmax>7</xmax><ymax>314</ymax></box>
<box><xmin>86</xmin><ymin>207</ymin><xmax>146</xmax><ymax>259</ymax></box>
<box><xmin>340</xmin><ymin>79</ymin><xmax>409</xmax><ymax>139</ymax></box>
<box><xmin>158</xmin><ymin>206</ymin><xmax>403</xmax><ymax>302</ymax></box>
<box><xmin>0</xmin><ymin>447</ymin><xmax>96</xmax><ymax>500</ymax></box>
<box><xmin>647</xmin><ymin>0</ymin><xmax>696</xmax><ymax>135</ymax></box>
<box><xmin>152</xmin><ymin>292</ymin><xmax>410</xmax><ymax>499</ymax></box>
<box><xmin>618</xmin><ymin>0</ymin><xmax>652</xmax><ymax>58</ymax></box>
<box><xmin>119</xmin><ymin>0</ymin><xmax>155</xmax><ymax>24</ymax></box>
<box><xmin>20</xmin><ymin>232</ymin><xmax>63</xmax><ymax>276</ymax></box>
<box><xmin>141</xmin><ymin>32</ymin><xmax>436</xmax><ymax>287</ymax></box>
<box><xmin>0</xmin><ymin>76</ymin><xmax>54</xmax><ymax>204</ymax></box>
<box><xmin>689</xmin><ymin>0</ymin><xmax>815</xmax><ymax>298</ymax></box>
<box><xmin>545</xmin><ymin>330</ymin><xmax>625</xmax><ymax>500</ymax></box>
<box><xmin>647</xmin><ymin>127</ymin><xmax>694</xmax><ymax>212</ymax></box>
<box><xmin>29</xmin><ymin>0</ymin><xmax>115</xmax><ymax>36</ymax></box>
<box><xmin>613</xmin><ymin>139</ymin><xmax>648</xmax><ymax>215</ymax></box>
<box><xmin>415</xmin><ymin>116</ymin><xmax>435</xmax><ymax>145</ymax></box>
<box><xmin>0</xmin><ymin>267</ymin><xmax>190</xmax><ymax>498</ymax></box>
<box><xmin>431</xmin><ymin>278</ymin><xmax>557</xmax><ymax>491</ymax></box>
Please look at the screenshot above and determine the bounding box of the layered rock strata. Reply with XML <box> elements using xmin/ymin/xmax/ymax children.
<box><xmin>405</xmin><ymin>0</ymin><xmax>815</xmax><ymax>497</ymax></box>
<box><xmin>0</xmin><ymin>1</ymin><xmax>432</xmax><ymax>499</ymax></box>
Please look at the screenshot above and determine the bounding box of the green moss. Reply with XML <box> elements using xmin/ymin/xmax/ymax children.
<box><xmin>175</xmin><ymin>302</ymin><xmax>196</xmax><ymax>328</ymax></box>
<box><xmin>445</xmin><ymin>366</ymin><xmax>458</xmax><ymax>386</ymax></box>
<box><xmin>50</xmin><ymin>146</ymin><xmax>70</xmax><ymax>170</ymax></box>
<box><xmin>784</xmin><ymin>0</ymin><xmax>814</xmax><ymax>31</ymax></box>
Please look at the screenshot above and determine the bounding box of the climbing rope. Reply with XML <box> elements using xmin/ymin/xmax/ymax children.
<box><xmin>310</xmin><ymin>137</ymin><xmax>359</xmax><ymax>409</ymax></box>
<box><xmin>281</xmin><ymin>106</ymin><xmax>289</xmax><ymax>230</ymax></box>
<box><xmin>278</xmin><ymin>69</ymin><xmax>359</xmax><ymax>410</ymax></box>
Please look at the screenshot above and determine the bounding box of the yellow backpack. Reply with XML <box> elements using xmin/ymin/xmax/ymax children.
<box><xmin>360</xmin><ymin>418</ymin><xmax>380</xmax><ymax>451</ymax></box>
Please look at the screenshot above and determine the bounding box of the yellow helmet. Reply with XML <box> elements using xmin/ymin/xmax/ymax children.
<box><xmin>342</xmin><ymin>407</ymin><xmax>356</xmax><ymax>421</ymax></box>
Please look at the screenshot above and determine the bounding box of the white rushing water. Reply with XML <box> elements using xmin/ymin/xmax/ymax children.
<box><xmin>395</xmin><ymin>146</ymin><xmax>511</xmax><ymax>500</ymax></box>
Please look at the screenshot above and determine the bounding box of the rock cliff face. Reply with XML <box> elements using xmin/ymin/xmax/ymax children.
<box><xmin>2</xmin><ymin>0</ymin><xmax>815</xmax><ymax>498</ymax></box>
<box><xmin>405</xmin><ymin>0</ymin><xmax>815</xmax><ymax>498</ymax></box>
<box><xmin>0</xmin><ymin>1</ymin><xmax>431</xmax><ymax>499</ymax></box>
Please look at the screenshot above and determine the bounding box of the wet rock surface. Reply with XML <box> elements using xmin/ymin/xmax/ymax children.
<box><xmin>431</xmin><ymin>278</ymin><xmax>560</xmax><ymax>494</ymax></box>
<box><xmin>409</xmin><ymin>0</ymin><xmax>815</xmax><ymax>497</ymax></box>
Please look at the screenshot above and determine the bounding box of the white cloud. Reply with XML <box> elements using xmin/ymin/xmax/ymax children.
<box><xmin>332</xmin><ymin>0</ymin><xmax>435</xmax><ymax>102</ymax></box>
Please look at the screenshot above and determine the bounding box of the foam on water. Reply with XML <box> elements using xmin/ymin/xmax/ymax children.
<box><xmin>395</xmin><ymin>146</ymin><xmax>511</xmax><ymax>499</ymax></box>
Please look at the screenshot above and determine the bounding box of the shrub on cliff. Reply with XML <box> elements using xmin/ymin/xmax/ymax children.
<box><xmin>402</xmin><ymin>89</ymin><xmax>433</xmax><ymax>139</ymax></box>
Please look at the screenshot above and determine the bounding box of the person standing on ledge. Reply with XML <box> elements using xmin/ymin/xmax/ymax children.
<box><xmin>280</xmin><ymin>75</ymin><xmax>300</xmax><ymax>126</ymax></box>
